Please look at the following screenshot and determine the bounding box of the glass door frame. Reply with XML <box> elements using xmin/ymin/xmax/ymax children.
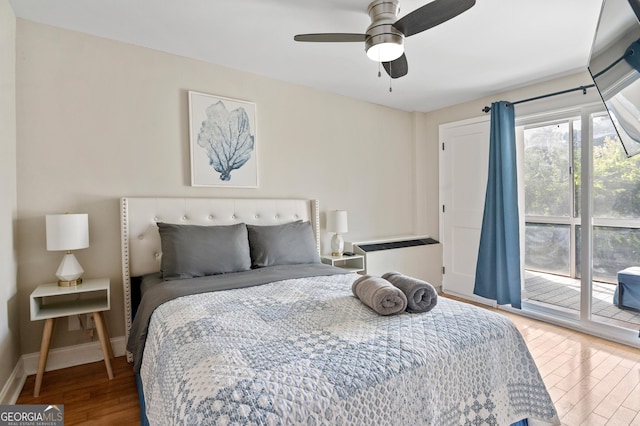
<box><xmin>579</xmin><ymin>105</ymin><xmax>593</xmax><ymax>324</ymax></box>
<box><xmin>523</xmin><ymin>116</ymin><xmax>579</xmax><ymax>281</ymax></box>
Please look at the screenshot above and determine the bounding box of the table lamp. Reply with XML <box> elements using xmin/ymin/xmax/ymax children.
<box><xmin>46</xmin><ymin>213</ymin><xmax>89</xmax><ymax>286</ymax></box>
<box><xmin>327</xmin><ymin>210</ymin><xmax>348</xmax><ymax>256</ymax></box>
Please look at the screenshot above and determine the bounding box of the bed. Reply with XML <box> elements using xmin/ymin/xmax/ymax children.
<box><xmin>121</xmin><ymin>197</ymin><xmax>560</xmax><ymax>426</ymax></box>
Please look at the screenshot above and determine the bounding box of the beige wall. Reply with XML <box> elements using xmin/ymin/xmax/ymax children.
<box><xmin>15</xmin><ymin>20</ymin><xmax>425</xmax><ymax>354</ymax></box>
<box><xmin>0</xmin><ymin>0</ymin><xmax>20</xmax><ymax>396</ymax></box>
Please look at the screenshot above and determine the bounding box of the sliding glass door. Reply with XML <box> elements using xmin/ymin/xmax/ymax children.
<box><xmin>521</xmin><ymin>108</ymin><xmax>640</xmax><ymax>339</ymax></box>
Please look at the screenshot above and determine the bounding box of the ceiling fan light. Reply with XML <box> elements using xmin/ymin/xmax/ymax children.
<box><xmin>364</xmin><ymin>20</ymin><xmax>405</xmax><ymax>62</ymax></box>
<box><xmin>366</xmin><ymin>41</ymin><xmax>404</xmax><ymax>62</ymax></box>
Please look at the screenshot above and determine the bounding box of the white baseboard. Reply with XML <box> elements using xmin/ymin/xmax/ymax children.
<box><xmin>1</xmin><ymin>336</ymin><xmax>126</xmax><ymax>404</ymax></box>
<box><xmin>0</xmin><ymin>358</ymin><xmax>26</xmax><ymax>405</ymax></box>
<box><xmin>22</xmin><ymin>336</ymin><xmax>126</xmax><ymax>375</ymax></box>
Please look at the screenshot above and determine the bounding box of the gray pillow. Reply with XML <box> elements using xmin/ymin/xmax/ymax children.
<box><xmin>247</xmin><ymin>221</ymin><xmax>320</xmax><ymax>268</ymax></box>
<box><xmin>157</xmin><ymin>222</ymin><xmax>251</xmax><ymax>280</ymax></box>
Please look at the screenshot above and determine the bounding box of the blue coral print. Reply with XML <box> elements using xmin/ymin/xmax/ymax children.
<box><xmin>197</xmin><ymin>101</ymin><xmax>254</xmax><ymax>181</ymax></box>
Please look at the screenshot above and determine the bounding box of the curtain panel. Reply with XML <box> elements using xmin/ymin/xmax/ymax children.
<box><xmin>473</xmin><ymin>101</ymin><xmax>522</xmax><ymax>309</ymax></box>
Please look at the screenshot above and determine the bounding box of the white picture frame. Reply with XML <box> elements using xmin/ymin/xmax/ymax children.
<box><xmin>189</xmin><ymin>91</ymin><xmax>258</xmax><ymax>188</ymax></box>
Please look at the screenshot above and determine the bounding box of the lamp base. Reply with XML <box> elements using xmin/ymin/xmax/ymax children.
<box><xmin>55</xmin><ymin>252</ymin><xmax>84</xmax><ymax>287</ymax></box>
<box><xmin>331</xmin><ymin>233</ymin><xmax>344</xmax><ymax>257</ymax></box>
<box><xmin>58</xmin><ymin>278</ymin><xmax>83</xmax><ymax>287</ymax></box>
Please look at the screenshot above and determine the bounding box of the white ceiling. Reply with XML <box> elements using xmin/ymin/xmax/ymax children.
<box><xmin>9</xmin><ymin>0</ymin><xmax>604</xmax><ymax>112</ymax></box>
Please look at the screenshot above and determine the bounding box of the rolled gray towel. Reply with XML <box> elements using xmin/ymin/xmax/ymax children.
<box><xmin>352</xmin><ymin>275</ymin><xmax>407</xmax><ymax>316</ymax></box>
<box><xmin>382</xmin><ymin>272</ymin><xmax>438</xmax><ymax>313</ymax></box>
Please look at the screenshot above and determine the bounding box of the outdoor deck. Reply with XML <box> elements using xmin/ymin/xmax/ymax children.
<box><xmin>524</xmin><ymin>270</ymin><xmax>640</xmax><ymax>327</ymax></box>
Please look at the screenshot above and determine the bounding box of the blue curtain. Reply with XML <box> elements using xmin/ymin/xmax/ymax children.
<box><xmin>473</xmin><ymin>101</ymin><xmax>522</xmax><ymax>308</ymax></box>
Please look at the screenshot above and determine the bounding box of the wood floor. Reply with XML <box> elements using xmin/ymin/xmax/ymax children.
<box><xmin>17</xmin><ymin>355</ymin><xmax>140</xmax><ymax>425</ymax></box>
<box><xmin>499</xmin><ymin>309</ymin><xmax>640</xmax><ymax>425</ymax></box>
<box><xmin>16</xmin><ymin>300</ymin><xmax>640</xmax><ymax>425</ymax></box>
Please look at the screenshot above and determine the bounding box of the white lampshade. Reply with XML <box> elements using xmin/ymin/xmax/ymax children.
<box><xmin>327</xmin><ymin>210</ymin><xmax>348</xmax><ymax>234</ymax></box>
<box><xmin>46</xmin><ymin>214</ymin><xmax>89</xmax><ymax>286</ymax></box>
<box><xmin>46</xmin><ymin>214</ymin><xmax>89</xmax><ymax>251</ymax></box>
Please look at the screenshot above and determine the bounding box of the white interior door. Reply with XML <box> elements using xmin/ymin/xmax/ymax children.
<box><xmin>439</xmin><ymin>118</ymin><xmax>491</xmax><ymax>301</ymax></box>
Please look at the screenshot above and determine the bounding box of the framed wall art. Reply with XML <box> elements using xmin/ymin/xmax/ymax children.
<box><xmin>189</xmin><ymin>91</ymin><xmax>258</xmax><ymax>187</ymax></box>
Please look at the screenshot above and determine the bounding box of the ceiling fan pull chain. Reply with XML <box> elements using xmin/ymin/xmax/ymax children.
<box><xmin>389</xmin><ymin>63</ymin><xmax>393</xmax><ymax>92</ymax></box>
<box><xmin>378</xmin><ymin>61</ymin><xmax>382</xmax><ymax>78</ymax></box>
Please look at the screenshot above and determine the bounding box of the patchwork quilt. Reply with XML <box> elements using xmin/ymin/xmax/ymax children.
<box><xmin>139</xmin><ymin>273</ymin><xmax>560</xmax><ymax>425</ymax></box>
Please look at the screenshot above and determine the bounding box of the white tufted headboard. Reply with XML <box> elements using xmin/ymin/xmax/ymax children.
<box><xmin>120</xmin><ymin>197</ymin><xmax>320</xmax><ymax>361</ymax></box>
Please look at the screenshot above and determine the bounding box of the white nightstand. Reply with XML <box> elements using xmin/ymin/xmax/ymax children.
<box><xmin>321</xmin><ymin>254</ymin><xmax>365</xmax><ymax>273</ymax></box>
<box><xmin>29</xmin><ymin>277</ymin><xmax>114</xmax><ymax>397</ymax></box>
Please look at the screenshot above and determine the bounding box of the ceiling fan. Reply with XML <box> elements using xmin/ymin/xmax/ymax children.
<box><xmin>294</xmin><ymin>0</ymin><xmax>476</xmax><ymax>79</ymax></box>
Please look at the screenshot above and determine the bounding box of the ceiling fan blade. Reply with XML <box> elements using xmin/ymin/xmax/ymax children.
<box><xmin>294</xmin><ymin>33</ymin><xmax>368</xmax><ymax>42</ymax></box>
<box><xmin>393</xmin><ymin>0</ymin><xmax>476</xmax><ymax>37</ymax></box>
<box><xmin>383</xmin><ymin>53</ymin><xmax>408</xmax><ymax>79</ymax></box>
